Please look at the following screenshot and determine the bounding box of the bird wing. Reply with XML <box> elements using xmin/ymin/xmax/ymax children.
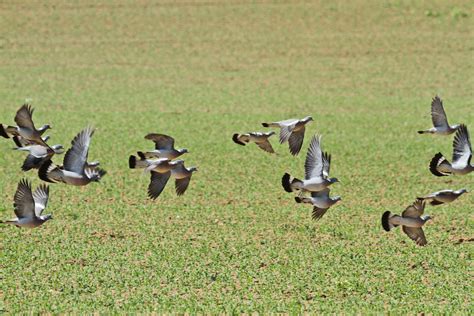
<box><xmin>148</xmin><ymin>171</ymin><xmax>171</xmax><ymax>200</ymax></box>
<box><xmin>452</xmin><ymin>124</ymin><xmax>472</xmax><ymax>168</ymax></box>
<box><xmin>175</xmin><ymin>177</ymin><xmax>191</xmax><ymax>196</ymax></box>
<box><xmin>14</xmin><ymin>104</ymin><xmax>36</xmax><ymax>131</ymax></box>
<box><xmin>32</xmin><ymin>184</ymin><xmax>49</xmax><ymax>216</ymax></box>
<box><xmin>13</xmin><ymin>179</ymin><xmax>36</xmax><ymax>219</ymax></box>
<box><xmin>322</xmin><ymin>151</ymin><xmax>331</xmax><ymax>177</ymax></box>
<box><xmin>256</xmin><ymin>140</ymin><xmax>275</xmax><ymax>153</ymax></box>
<box><xmin>402</xmin><ymin>199</ymin><xmax>425</xmax><ymax>218</ymax></box>
<box><xmin>279</xmin><ymin>125</ymin><xmax>294</xmax><ymax>144</ymax></box>
<box><xmin>312</xmin><ymin>207</ymin><xmax>329</xmax><ymax>220</ymax></box>
<box><xmin>430</xmin><ymin>96</ymin><xmax>449</xmax><ymax>128</ymax></box>
<box><xmin>304</xmin><ymin>135</ymin><xmax>323</xmax><ymax>179</ymax></box>
<box><xmin>63</xmin><ymin>127</ymin><xmax>94</xmax><ymax>174</ymax></box>
<box><xmin>402</xmin><ymin>226</ymin><xmax>427</xmax><ymax>246</ymax></box>
<box><xmin>21</xmin><ymin>154</ymin><xmax>48</xmax><ymax>171</ymax></box>
<box><xmin>145</xmin><ymin>133</ymin><xmax>175</xmax><ymax>150</ymax></box>
<box><xmin>288</xmin><ymin>127</ymin><xmax>305</xmax><ymax>156</ymax></box>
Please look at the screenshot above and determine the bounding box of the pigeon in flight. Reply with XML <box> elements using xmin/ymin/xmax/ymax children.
<box><xmin>1</xmin><ymin>179</ymin><xmax>52</xmax><ymax>228</ymax></box>
<box><xmin>262</xmin><ymin>116</ymin><xmax>313</xmax><ymax>156</ymax></box>
<box><xmin>282</xmin><ymin>135</ymin><xmax>339</xmax><ymax>194</ymax></box>
<box><xmin>38</xmin><ymin>126</ymin><xmax>106</xmax><ymax>185</ymax></box>
<box><xmin>138</xmin><ymin>133</ymin><xmax>188</xmax><ymax>160</ymax></box>
<box><xmin>171</xmin><ymin>161</ymin><xmax>198</xmax><ymax>196</ymax></box>
<box><xmin>418</xmin><ymin>189</ymin><xmax>468</xmax><ymax>206</ymax></box>
<box><xmin>147</xmin><ymin>160</ymin><xmax>197</xmax><ymax>200</ymax></box>
<box><xmin>7</xmin><ymin>104</ymin><xmax>53</xmax><ymax>145</ymax></box>
<box><xmin>381</xmin><ymin>199</ymin><xmax>431</xmax><ymax>246</ymax></box>
<box><xmin>14</xmin><ymin>142</ymin><xmax>64</xmax><ymax>171</ymax></box>
<box><xmin>418</xmin><ymin>96</ymin><xmax>459</xmax><ymax>135</ymax></box>
<box><xmin>232</xmin><ymin>131</ymin><xmax>275</xmax><ymax>153</ymax></box>
<box><xmin>295</xmin><ymin>187</ymin><xmax>341</xmax><ymax>220</ymax></box>
<box><xmin>1</xmin><ymin>105</ymin><xmax>51</xmax><ymax>144</ymax></box>
<box><xmin>429</xmin><ymin>124</ymin><xmax>473</xmax><ymax>176</ymax></box>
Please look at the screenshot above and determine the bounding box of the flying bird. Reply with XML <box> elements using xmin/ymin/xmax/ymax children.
<box><xmin>262</xmin><ymin>116</ymin><xmax>313</xmax><ymax>155</ymax></box>
<box><xmin>429</xmin><ymin>124</ymin><xmax>473</xmax><ymax>176</ymax></box>
<box><xmin>138</xmin><ymin>133</ymin><xmax>188</xmax><ymax>160</ymax></box>
<box><xmin>1</xmin><ymin>179</ymin><xmax>52</xmax><ymax>228</ymax></box>
<box><xmin>146</xmin><ymin>160</ymin><xmax>197</xmax><ymax>200</ymax></box>
<box><xmin>10</xmin><ymin>104</ymin><xmax>53</xmax><ymax>145</ymax></box>
<box><xmin>232</xmin><ymin>131</ymin><xmax>275</xmax><ymax>153</ymax></box>
<box><xmin>282</xmin><ymin>135</ymin><xmax>339</xmax><ymax>194</ymax></box>
<box><xmin>418</xmin><ymin>96</ymin><xmax>460</xmax><ymax>135</ymax></box>
<box><xmin>38</xmin><ymin>126</ymin><xmax>106</xmax><ymax>185</ymax></box>
<box><xmin>418</xmin><ymin>189</ymin><xmax>468</xmax><ymax>206</ymax></box>
<box><xmin>1</xmin><ymin>105</ymin><xmax>51</xmax><ymax>144</ymax></box>
<box><xmin>14</xmin><ymin>142</ymin><xmax>64</xmax><ymax>171</ymax></box>
<box><xmin>295</xmin><ymin>187</ymin><xmax>341</xmax><ymax>220</ymax></box>
<box><xmin>381</xmin><ymin>199</ymin><xmax>430</xmax><ymax>246</ymax></box>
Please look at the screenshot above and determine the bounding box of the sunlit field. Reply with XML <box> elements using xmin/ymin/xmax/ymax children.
<box><xmin>1</xmin><ymin>1</ymin><xmax>472</xmax><ymax>313</ymax></box>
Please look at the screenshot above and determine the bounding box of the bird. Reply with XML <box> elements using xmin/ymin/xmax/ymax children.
<box><xmin>38</xmin><ymin>126</ymin><xmax>106</xmax><ymax>185</ymax></box>
<box><xmin>138</xmin><ymin>133</ymin><xmax>188</xmax><ymax>160</ymax></box>
<box><xmin>232</xmin><ymin>131</ymin><xmax>275</xmax><ymax>153</ymax></box>
<box><xmin>295</xmin><ymin>187</ymin><xmax>341</xmax><ymax>220</ymax></box>
<box><xmin>381</xmin><ymin>199</ymin><xmax>430</xmax><ymax>246</ymax></box>
<box><xmin>282</xmin><ymin>135</ymin><xmax>339</xmax><ymax>194</ymax></box>
<box><xmin>129</xmin><ymin>154</ymin><xmax>176</xmax><ymax>172</ymax></box>
<box><xmin>418</xmin><ymin>96</ymin><xmax>460</xmax><ymax>135</ymax></box>
<box><xmin>418</xmin><ymin>189</ymin><xmax>468</xmax><ymax>206</ymax></box>
<box><xmin>171</xmin><ymin>160</ymin><xmax>198</xmax><ymax>196</ymax></box>
<box><xmin>1</xmin><ymin>179</ymin><xmax>52</xmax><ymax>228</ymax></box>
<box><xmin>262</xmin><ymin>116</ymin><xmax>313</xmax><ymax>156</ymax></box>
<box><xmin>429</xmin><ymin>124</ymin><xmax>473</xmax><ymax>176</ymax></box>
<box><xmin>10</xmin><ymin>104</ymin><xmax>53</xmax><ymax>145</ymax></box>
<box><xmin>14</xmin><ymin>142</ymin><xmax>64</xmax><ymax>171</ymax></box>
<box><xmin>147</xmin><ymin>160</ymin><xmax>197</xmax><ymax>199</ymax></box>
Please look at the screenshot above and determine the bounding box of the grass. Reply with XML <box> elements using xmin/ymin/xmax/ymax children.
<box><xmin>0</xmin><ymin>0</ymin><xmax>473</xmax><ymax>313</ymax></box>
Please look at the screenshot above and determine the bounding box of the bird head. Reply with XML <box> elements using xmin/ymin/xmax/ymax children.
<box><xmin>52</xmin><ymin>144</ymin><xmax>65</xmax><ymax>154</ymax></box>
<box><xmin>189</xmin><ymin>167</ymin><xmax>198</xmax><ymax>173</ymax></box>
<box><xmin>41</xmin><ymin>214</ymin><xmax>53</xmax><ymax>221</ymax></box>
<box><xmin>40</xmin><ymin>124</ymin><xmax>52</xmax><ymax>131</ymax></box>
<box><xmin>421</xmin><ymin>215</ymin><xmax>432</xmax><ymax>222</ymax></box>
<box><xmin>304</xmin><ymin>116</ymin><xmax>313</xmax><ymax>123</ymax></box>
<box><xmin>179</xmin><ymin>148</ymin><xmax>189</xmax><ymax>154</ymax></box>
<box><xmin>329</xmin><ymin>177</ymin><xmax>340</xmax><ymax>184</ymax></box>
<box><xmin>456</xmin><ymin>188</ymin><xmax>468</xmax><ymax>194</ymax></box>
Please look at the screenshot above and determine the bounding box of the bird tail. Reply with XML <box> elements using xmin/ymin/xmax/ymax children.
<box><xmin>381</xmin><ymin>211</ymin><xmax>399</xmax><ymax>232</ymax></box>
<box><xmin>417</xmin><ymin>130</ymin><xmax>428</xmax><ymax>134</ymax></box>
<box><xmin>429</xmin><ymin>152</ymin><xmax>451</xmax><ymax>177</ymax></box>
<box><xmin>232</xmin><ymin>134</ymin><xmax>246</xmax><ymax>146</ymax></box>
<box><xmin>295</xmin><ymin>196</ymin><xmax>303</xmax><ymax>203</ymax></box>
<box><xmin>262</xmin><ymin>122</ymin><xmax>279</xmax><ymax>128</ymax></box>
<box><xmin>129</xmin><ymin>155</ymin><xmax>137</xmax><ymax>169</ymax></box>
<box><xmin>0</xmin><ymin>124</ymin><xmax>10</xmax><ymax>138</ymax></box>
<box><xmin>85</xmin><ymin>167</ymin><xmax>107</xmax><ymax>182</ymax></box>
<box><xmin>282</xmin><ymin>173</ymin><xmax>302</xmax><ymax>193</ymax></box>
<box><xmin>38</xmin><ymin>160</ymin><xmax>60</xmax><ymax>183</ymax></box>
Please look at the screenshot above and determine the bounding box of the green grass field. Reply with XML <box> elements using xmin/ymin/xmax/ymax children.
<box><xmin>1</xmin><ymin>1</ymin><xmax>473</xmax><ymax>313</ymax></box>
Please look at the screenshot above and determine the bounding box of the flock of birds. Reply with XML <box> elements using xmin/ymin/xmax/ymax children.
<box><xmin>232</xmin><ymin>96</ymin><xmax>471</xmax><ymax>246</ymax></box>
<box><xmin>1</xmin><ymin>96</ymin><xmax>472</xmax><ymax>246</ymax></box>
